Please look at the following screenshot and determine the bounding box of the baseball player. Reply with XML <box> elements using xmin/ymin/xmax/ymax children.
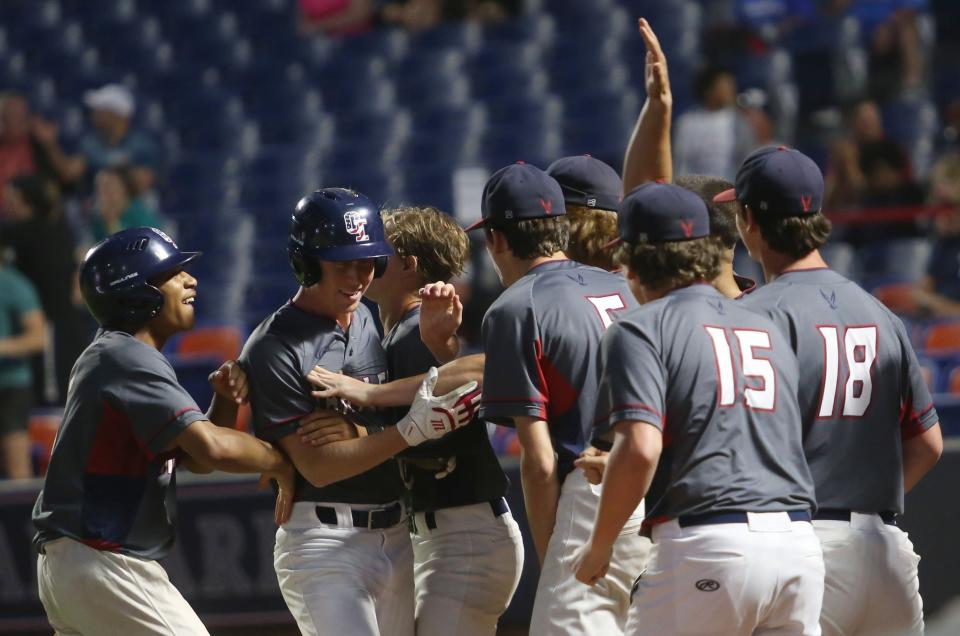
<box><xmin>238</xmin><ymin>189</ymin><xmax>479</xmax><ymax>636</ymax></box>
<box><xmin>720</xmin><ymin>146</ymin><xmax>944</xmax><ymax>635</ymax></box>
<box><xmin>32</xmin><ymin>226</ymin><xmax>296</xmax><ymax>636</ymax></box>
<box><xmin>465</xmin><ymin>163</ymin><xmax>649</xmax><ymax>635</ymax></box>
<box><xmin>573</xmin><ymin>182</ymin><xmax>824</xmax><ymax>636</ymax></box>
<box><xmin>621</xmin><ymin>17</ymin><xmax>755</xmax><ymax>298</ymax></box>
<box><xmin>364</xmin><ymin>205</ymin><xmax>523</xmax><ymax>635</ymax></box>
<box><xmin>545</xmin><ymin>155</ymin><xmax>623</xmax><ymax>271</ymax></box>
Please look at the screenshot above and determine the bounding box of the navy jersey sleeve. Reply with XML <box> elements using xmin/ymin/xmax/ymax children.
<box><xmin>478</xmin><ymin>298</ymin><xmax>546</xmax><ymax>424</ymax></box>
<box><xmin>594</xmin><ymin>319</ymin><xmax>666</xmax><ymax>434</ymax></box>
<box><xmin>242</xmin><ymin>335</ymin><xmax>315</xmax><ymax>443</ymax></box>
<box><xmin>894</xmin><ymin>317</ymin><xmax>939</xmax><ymax>439</ymax></box>
<box><xmin>102</xmin><ymin>354</ymin><xmax>206</xmax><ymax>457</ymax></box>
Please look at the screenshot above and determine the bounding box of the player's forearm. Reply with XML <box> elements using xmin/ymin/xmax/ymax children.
<box><xmin>903</xmin><ymin>423</ymin><xmax>943</xmax><ymax>493</ymax></box>
<box><xmin>422</xmin><ymin>333</ymin><xmax>460</xmax><ymax>364</ymax></box>
<box><xmin>622</xmin><ymin>99</ymin><xmax>672</xmax><ymax>194</ymax></box>
<box><xmin>520</xmin><ymin>453</ymin><xmax>560</xmax><ymax>567</ymax></box>
<box><xmin>299</xmin><ymin>427</ymin><xmax>408</xmax><ymax>487</ymax></box>
<box><xmin>0</xmin><ymin>315</ymin><xmax>47</xmax><ymax>357</ymax></box>
<box><xmin>193</xmin><ymin>426</ymin><xmax>288</xmax><ymax>476</ymax></box>
<box><xmin>206</xmin><ymin>393</ymin><xmax>240</xmax><ymax>428</ymax></box>
<box><xmin>589</xmin><ymin>423</ymin><xmax>658</xmax><ymax>549</ymax></box>
<box><xmin>367</xmin><ymin>354</ymin><xmax>485</xmax><ymax>408</ymax></box>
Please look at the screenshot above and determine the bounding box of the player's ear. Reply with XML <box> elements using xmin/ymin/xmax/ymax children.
<box><xmin>402</xmin><ymin>255</ymin><xmax>418</xmax><ymax>273</ymax></box>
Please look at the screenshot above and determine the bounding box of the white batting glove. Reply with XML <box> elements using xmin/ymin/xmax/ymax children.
<box><xmin>397</xmin><ymin>367</ymin><xmax>481</xmax><ymax>446</ymax></box>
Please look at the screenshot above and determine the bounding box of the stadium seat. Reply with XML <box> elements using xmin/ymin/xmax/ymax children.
<box><xmin>924</xmin><ymin>321</ymin><xmax>960</xmax><ymax>354</ymax></box>
<box><xmin>872</xmin><ymin>283</ymin><xmax>918</xmax><ymax>315</ymax></box>
<box><xmin>175</xmin><ymin>326</ymin><xmax>243</xmax><ymax>363</ymax></box>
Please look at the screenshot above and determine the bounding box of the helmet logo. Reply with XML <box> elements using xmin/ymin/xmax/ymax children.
<box><xmin>344</xmin><ymin>210</ymin><xmax>370</xmax><ymax>243</ymax></box>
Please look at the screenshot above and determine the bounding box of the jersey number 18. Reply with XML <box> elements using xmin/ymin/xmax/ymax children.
<box><xmin>816</xmin><ymin>325</ymin><xmax>877</xmax><ymax>418</ymax></box>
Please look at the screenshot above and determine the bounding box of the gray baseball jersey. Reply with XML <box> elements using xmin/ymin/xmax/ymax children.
<box><xmin>387</xmin><ymin>306</ymin><xmax>508</xmax><ymax>512</ymax></box>
<box><xmin>32</xmin><ymin>330</ymin><xmax>206</xmax><ymax>559</ymax></box>
<box><xmin>479</xmin><ymin>260</ymin><xmax>638</xmax><ymax>481</ymax></box>
<box><xmin>239</xmin><ymin>301</ymin><xmax>404</xmax><ymax>504</ymax></box>
<box><xmin>594</xmin><ymin>284</ymin><xmax>816</xmax><ymax>522</ymax></box>
<box><xmin>739</xmin><ymin>268</ymin><xmax>938</xmax><ymax>514</ymax></box>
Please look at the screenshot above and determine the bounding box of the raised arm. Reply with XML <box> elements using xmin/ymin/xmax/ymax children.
<box><xmin>622</xmin><ymin>17</ymin><xmax>673</xmax><ymax>194</ymax></box>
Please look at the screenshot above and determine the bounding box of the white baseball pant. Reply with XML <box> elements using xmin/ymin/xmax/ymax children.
<box><xmin>628</xmin><ymin>513</ymin><xmax>825</xmax><ymax>636</ymax></box>
<box><xmin>814</xmin><ymin>513</ymin><xmax>924</xmax><ymax>636</ymax></box>
<box><xmin>410</xmin><ymin>498</ymin><xmax>524</xmax><ymax>636</ymax></box>
<box><xmin>274</xmin><ymin>501</ymin><xmax>415</xmax><ymax>636</ymax></box>
<box><xmin>529</xmin><ymin>469</ymin><xmax>651</xmax><ymax>636</ymax></box>
<box><xmin>37</xmin><ymin>537</ymin><xmax>209</xmax><ymax>636</ymax></box>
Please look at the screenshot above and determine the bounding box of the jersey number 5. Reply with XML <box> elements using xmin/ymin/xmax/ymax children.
<box><xmin>586</xmin><ymin>294</ymin><xmax>627</xmax><ymax>330</ymax></box>
<box><xmin>816</xmin><ymin>326</ymin><xmax>877</xmax><ymax>417</ymax></box>
<box><xmin>705</xmin><ymin>327</ymin><xmax>776</xmax><ymax>410</ymax></box>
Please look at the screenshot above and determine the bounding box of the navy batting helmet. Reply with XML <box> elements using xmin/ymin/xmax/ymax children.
<box><xmin>79</xmin><ymin>226</ymin><xmax>201</xmax><ymax>328</ymax></box>
<box><xmin>288</xmin><ymin>188</ymin><xmax>393</xmax><ymax>287</ymax></box>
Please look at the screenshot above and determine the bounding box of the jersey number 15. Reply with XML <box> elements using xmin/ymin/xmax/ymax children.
<box><xmin>705</xmin><ymin>327</ymin><xmax>776</xmax><ymax>410</ymax></box>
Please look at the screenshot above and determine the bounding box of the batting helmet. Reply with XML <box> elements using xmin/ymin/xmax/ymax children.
<box><xmin>79</xmin><ymin>226</ymin><xmax>201</xmax><ymax>328</ymax></box>
<box><xmin>288</xmin><ymin>188</ymin><xmax>393</xmax><ymax>287</ymax></box>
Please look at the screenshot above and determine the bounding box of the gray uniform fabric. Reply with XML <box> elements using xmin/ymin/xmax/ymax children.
<box><xmin>240</xmin><ymin>301</ymin><xmax>404</xmax><ymax>505</ymax></box>
<box><xmin>33</xmin><ymin>330</ymin><xmax>206</xmax><ymax>559</ymax></box>
<box><xmin>739</xmin><ymin>268</ymin><xmax>938</xmax><ymax>514</ymax></box>
<box><xmin>479</xmin><ymin>260</ymin><xmax>638</xmax><ymax>481</ymax></box>
<box><xmin>594</xmin><ymin>283</ymin><xmax>816</xmax><ymax>522</ymax></box>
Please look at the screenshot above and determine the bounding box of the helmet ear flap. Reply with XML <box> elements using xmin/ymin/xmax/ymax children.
<box><xmin>373</xmin><ymin>255</ymin><xmax>388</xmax><ymax>278</ymax></box>
<box><xmin>289</xmin><ymin>244</ymin><xmax>322</xmax><ymax>287</ymax></box>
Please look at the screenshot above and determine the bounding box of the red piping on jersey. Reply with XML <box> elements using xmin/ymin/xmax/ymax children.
<box><xmin>533</xmin><ymin>338</ymin><xmax>550</xmax><ymax>406</ymax></box>
<box><xmin>593</xmin><ymin>403</ymin><xmax>663</xmax><ymax>427</ymax></box>
<box><xmin>145</xmin><ymin>406</ymin><xmax>202</xmax><ymax>450</ymax></box>
<box><xmin>901</xmin><ymin>402</ymin><xmax>935</xmax><ymax>440</ymax></box>
<box><xmin>780</xmin><ymin>266</ymin><xmax>831</xmax><ymax>274</ymax></box>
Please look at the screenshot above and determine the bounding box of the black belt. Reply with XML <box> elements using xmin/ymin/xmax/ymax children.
<box><xmin>424</xmin><ymin>497</ymin><xmax>509</xmax><ymax>531</ymax></box>
<box><xmin>315</xmin><ymin>502</ymin><xmax>404</xmax><ymax>529</ymax></box>
<box><xmin>678</xmin><ymin>510</ymin><xmax>812</xmax><ymax>527</ymax></box>
<box><xmin>813</xmin><ymin>508</ymin><xmax>897</xmax><ymax>526</ymax></box>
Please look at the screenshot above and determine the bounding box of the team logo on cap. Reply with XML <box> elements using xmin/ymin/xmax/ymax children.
<box><xmin>801</xmin><ymin>195</ymin><xmax>813</xmax><ymax>212</ymax></box>
<box><xmin>679</xmin><ymin>219</ymin><xmax>695</xmax><ymax>239</ymax></box>
<box><xmin>343</xmin><ymin>210</ymin><xmax>370</xmax><ymax>243</ymax></box>
<box><xmin>539</xmin><ymin>198</ymin><xmax>553</xmax><ymax>215</ymax></box>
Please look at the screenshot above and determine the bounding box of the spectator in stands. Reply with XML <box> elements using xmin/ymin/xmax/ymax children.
<box><xmin>88</xmin><ymin>167</ymin><xmax>160</xmax><ymax>243</ymax></box>
<box><xmin>0</xmin><ymin>93</ymin><xmax>75</xmax><ymax>213</ymax></box>
<box><xmin>300</xmin><ymin>0</ymin><xmax>516</xmax><ymax>35</ymax></box>
<box><xmin>2</xmin><ymin>175</ymin><xmax>88</xmax><ymax>404</ymax></box>
<box><xmin>0</xmin><ymin>253</ymin><xmax>47</xmax><ymax>479</ymax></box>
<box><xmin>673</xmin><ymin>66</ymin><xmax>755</xmax><ymax>181</ymax></box>
<box><xmin>78</xmin><ymin>84</ymin><xmax>161</xmax><ymax>198</ymax></box>
<box><xmin>826</xmin><ymin>98</ymin><xmax>910</xmax><ymax>206</ymax></box>
<box><xmin>848</xmin><ymin>0</ymin><xmax>926</xmax><ymax>99</ymax></box>
<box><xmin>915</xmin><ymin>153</ymin><xmax>960</xmax><ymax>315</ymax></box>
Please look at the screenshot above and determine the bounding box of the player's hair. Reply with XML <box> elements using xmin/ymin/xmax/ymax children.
<box><xmin>486</xmin><ymin>216</ymin><xmax>570</xmax><ymax>260</ymax></box>
<box><xmin>614</xmin><ymin>236</ymin><xmax>724</xmax><ymax>290</ymax></box>
<box><xmin>674</xmin><ymin>175</ymin><xmax>740</xmax><ymax>251</ymax></box>
<box><xmin>381</xmin><ymin>206</ymin><xmax>469</xmax><ymax>283</ymax></box>
<box><xmin>565</xmin><ymin>205</ymin><xmax>618</xmax><ymax>270</ymax></box>
<box><xmin>743</xmin><ymin>207</ymin><xmax>832</xmax><ymax>260</ymax></box>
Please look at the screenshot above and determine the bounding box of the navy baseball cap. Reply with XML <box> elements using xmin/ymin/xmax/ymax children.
<box><xmin>465</xmin><ymin>163</ymin><xmax>566</xmax><ymax>232</ymax></box>
<box><xmin>546</xmin><ymin>155</ymin><xmax>622</xmax><ymax>212</ymax></box>
<box><xmin>604</xmin><ymin>182</ymin><xmax>710</xmax><ymax>248</ymax></box>
<box><xmin>714</xmin><ymin>146</ymin><xmax>824</xmax><ymax>217</ymax></box>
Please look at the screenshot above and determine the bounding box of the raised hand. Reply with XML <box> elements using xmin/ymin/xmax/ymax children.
<box><xmin>419</xmin><ymin>281</ymin><xmax>463</xmax><ymax>363</ymax></box>
<box><xmin>639</xmin><ymin>17</ymin><xmax>671</xmax><ymax>105</ymax></box>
